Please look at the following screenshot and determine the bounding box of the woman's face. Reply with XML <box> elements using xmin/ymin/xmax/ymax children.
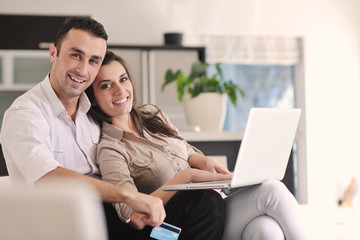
<box><xmin>92</xmin><ymin>61</ymin><xmax>134</xmax><ymax>119</ymax></box>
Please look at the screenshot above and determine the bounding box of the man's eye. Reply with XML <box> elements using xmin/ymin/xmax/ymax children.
<box><xmin>90</xmin><ymin>59</ymin><xmax>99</xmax><ymax>64</ymax></box>
<box><xmin>72</xmin><ymin>54</ymin><xmax>80</xmax><ymax>58</ymax></box>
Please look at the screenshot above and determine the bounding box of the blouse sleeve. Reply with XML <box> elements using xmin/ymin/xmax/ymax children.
<box><xmin>96</xmin><ymin>141</ymin><xmax>136</xmax><ymax>223</ymax></box>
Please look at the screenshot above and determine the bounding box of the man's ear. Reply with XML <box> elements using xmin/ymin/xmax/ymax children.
<box><xmin>49</xmin><ymin>43</ymin><xmax>57</xmax><ymax>63</ymax></box>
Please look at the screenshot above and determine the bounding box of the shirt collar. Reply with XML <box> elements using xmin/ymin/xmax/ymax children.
<box><xmin>78</xmin><ymin>92</ymin><xmax>92</xmax><ymax>115</ymax></box>
<box><xmin>102</xmin><ymin>121</ymin><xmax>125</xmax><ymax>140</ymax></box>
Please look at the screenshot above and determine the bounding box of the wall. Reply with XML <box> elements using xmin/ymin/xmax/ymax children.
<box><xmin>2</xmin><ymin>0</ymin><xmax>360</xmax><ymax>214</ymax></box>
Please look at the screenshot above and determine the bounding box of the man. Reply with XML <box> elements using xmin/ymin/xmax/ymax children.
<box><xmin>0</xmin><ymin>16</ymin><xmax>165</xmax><ymax>237</ymax></box>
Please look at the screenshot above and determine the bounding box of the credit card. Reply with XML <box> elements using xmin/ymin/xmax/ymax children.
<box><xmin>150</xmin><ymin>222</ymin><xmax>182</xmax><ymax>240</ymax></box>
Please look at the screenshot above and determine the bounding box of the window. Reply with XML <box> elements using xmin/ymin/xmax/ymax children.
<box><xmin>208</xmin><ymin>63</ymin><xmax>295</xmax><ymax>131</ymax></box>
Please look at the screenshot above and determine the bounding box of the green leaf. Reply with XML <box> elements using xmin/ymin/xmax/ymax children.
<box><xmin>176</xmin><ymin>72</ymin><xmax>186</xmax><ymax>102</ymax></box>
<box><xmin>190</xmin><ymin>62</ymin><xmax>208</xmax><ymax>78</ymax></box>
<box><xmin>162</xmin><ymin>69</ymin><xmax>180</xmax><ymax>91</ymax></box>
<box><xmin>215</xmin><ymin>63</ymin><xmax>224</xmax><ymax>80</ymax></box>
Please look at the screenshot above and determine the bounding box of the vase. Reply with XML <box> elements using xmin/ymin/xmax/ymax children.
<box><xmin>164</xmin><ymin>32</ymin><xmax>183</xmax><ymax>45</ymax></box>
<box><xmin>183</xmin><ymin>92</ymin><xmax>227</xmax><ymax>132</ymax></box>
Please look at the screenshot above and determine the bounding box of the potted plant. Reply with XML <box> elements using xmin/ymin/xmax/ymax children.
<box><xmin>162</xmin><ymin>61</ymin><xmax>244</xmax><ymax>131</ymax></box>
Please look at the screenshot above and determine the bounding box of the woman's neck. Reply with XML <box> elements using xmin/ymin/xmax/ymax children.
<box><xmin>112</xmin><ymin>114</ymin><xmax>141</xmax><ymax>137</ymax></box>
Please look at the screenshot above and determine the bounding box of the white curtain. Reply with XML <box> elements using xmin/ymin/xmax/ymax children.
<box><xmin>199</xmin><ymin>35</ymin><xmax>301</xmax><ymax>65</ymax></box>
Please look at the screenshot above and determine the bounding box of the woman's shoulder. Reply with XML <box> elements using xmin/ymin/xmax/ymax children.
<box><xmin>137</xmin><ymin>104</ymin><xmax>164</xmax><ymax>115</ymax></box>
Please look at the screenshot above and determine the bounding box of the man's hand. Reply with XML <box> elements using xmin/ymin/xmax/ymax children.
<box><xmin>128</xmin><ymin>212</ymin><xmax>152</xmax><ymax>230</ymax></box>
<box><xmin>125</xmin><ymin>191</ymin><xmax>165</xmax><ymax>228</ymax></box>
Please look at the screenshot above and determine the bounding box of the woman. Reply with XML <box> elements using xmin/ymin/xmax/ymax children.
<box><xmin>86</xmin><ymin>51</ymin><xmax>307</xmax><ymax>240</ymax></box>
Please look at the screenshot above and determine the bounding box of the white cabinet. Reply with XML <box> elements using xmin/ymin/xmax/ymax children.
<box><xmin>0</xmin><ymin>50</ymin><xmax>51</xmax><ymax>127</ymax></box>
<box><xmin>0</xmin><ymin>50</ymin><xmax>51</xmax><ymax>90</ymax></box>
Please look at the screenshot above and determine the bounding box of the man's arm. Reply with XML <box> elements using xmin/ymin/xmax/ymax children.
<box><xmin>38</xmin><ymin>167</ymin><xmax>165</xmax><ymax>227</ymax></box>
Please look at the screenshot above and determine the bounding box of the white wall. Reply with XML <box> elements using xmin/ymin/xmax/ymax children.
<box><xmin>2</xmin><ymin>0</ymin><xmax>360</xmax><ymax>213</ymax></box>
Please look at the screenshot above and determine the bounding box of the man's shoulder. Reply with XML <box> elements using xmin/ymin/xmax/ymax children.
<box><xmin>8</xmin><ymin>84</ymin><xmax>47</xmax><ymax>110</ymax></box>
<box><xmin>2</xmin><ymin>80</ymin><xmax>56</xmax><ymax>129</ymax></box>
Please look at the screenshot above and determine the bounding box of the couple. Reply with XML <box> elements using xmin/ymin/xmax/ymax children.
<box><xmin>0</xmin><ymin>16</ymin><xmax>307</xmax><ymax>239</ymax></box>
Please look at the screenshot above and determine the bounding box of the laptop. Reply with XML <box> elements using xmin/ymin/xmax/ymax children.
<box><xmin>162</xmin><ymin>107</ymin><xmax>301</xmax><ymax>191</ymax></box>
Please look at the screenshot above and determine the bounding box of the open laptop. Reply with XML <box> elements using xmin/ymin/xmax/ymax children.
<box><xmin>162</xmin><ymin>107</ymin><xmax>301</xmax><ymax>191</ymax></box>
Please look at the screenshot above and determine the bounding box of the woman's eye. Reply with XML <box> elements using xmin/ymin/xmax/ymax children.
<box><xmin>100</xmin><ymin>84</ymin><xmax>111</xmax><ymax>89</ymax></box>
<box><xmin>120</xmin><ymin>77</ymin><xmax>128</xmax><ymax>82</ymax></box>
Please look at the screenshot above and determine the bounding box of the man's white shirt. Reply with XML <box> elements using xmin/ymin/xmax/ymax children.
<box><xmin>0</xmin><ymin>75</ymin><xmax>100</xmax><ymax>186</ymax></box>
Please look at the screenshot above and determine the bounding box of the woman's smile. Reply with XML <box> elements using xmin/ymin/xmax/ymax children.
<box><xmin>113</xmin><ymin>97</ymin><xmax>129</xmax><ymax>105</ymax></box>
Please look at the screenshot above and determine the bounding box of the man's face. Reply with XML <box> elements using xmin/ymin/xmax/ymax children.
<box><xmin>49</xmin><ymin>29</ymin><xmax>107</xmax><ymax>100</ymax></box>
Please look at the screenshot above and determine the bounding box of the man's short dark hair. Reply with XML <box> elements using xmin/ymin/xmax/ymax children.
<box><xmin>54</xmin><ymin>16</ymin><xmax>108</xmax><ymax>54</ymax></box>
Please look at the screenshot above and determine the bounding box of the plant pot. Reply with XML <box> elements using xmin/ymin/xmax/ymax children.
<box><xmin>183</xmin><ymin>92</ymin><xmax>227</xmax><ymax>132</ymax></box>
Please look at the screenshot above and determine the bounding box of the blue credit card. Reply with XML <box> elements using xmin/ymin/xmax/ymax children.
<box><xmin>150</xmin><ymin>222</ymin><xmax>182</xmax><ymax>240</ymax></box>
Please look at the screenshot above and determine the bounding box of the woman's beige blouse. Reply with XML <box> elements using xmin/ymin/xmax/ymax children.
<box><xmin>96</xmin><ymin>105</ymin><xmax>200</xmax><ymax>222</ymax></box>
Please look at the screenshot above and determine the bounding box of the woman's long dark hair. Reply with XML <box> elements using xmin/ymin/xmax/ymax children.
<box><xmin>86</xmin><ymin>51</ymin><xmax>182</xmax><ymax>139</ymax></box>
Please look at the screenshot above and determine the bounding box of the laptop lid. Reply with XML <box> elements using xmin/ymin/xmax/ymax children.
<box><xmin>162</xmin><ymin>108</ymin><xmax>301</xmax><ymax>191</ymax></box>
<box><xmin>230</xmin><ymin>107</ymin><xmax>301</xmax><ymax>188</ymax></box>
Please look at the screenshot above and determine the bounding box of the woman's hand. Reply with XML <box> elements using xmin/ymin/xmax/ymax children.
<box><xmin>188</xmin><ymin>153</ymin><xmax>232</xmax><ymax>175</ymax></box>
<box><xmin>175</xmin><ymin>168</ymin><xmax>232</xmax><ymax>183</ymax></box>
<box><xmin>203</xmin><ymin>156</ymin><xmax>231</xmax><ymax>174</ymax></box>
